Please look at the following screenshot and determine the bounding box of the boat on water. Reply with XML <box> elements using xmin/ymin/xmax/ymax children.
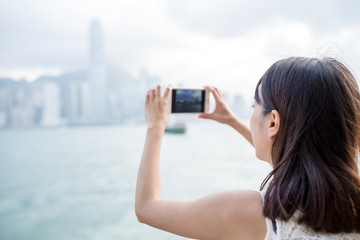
<box><xmin>165</xmin><ymin>121</ymin><xmax>186</xmax><ymax>134</ymax></box>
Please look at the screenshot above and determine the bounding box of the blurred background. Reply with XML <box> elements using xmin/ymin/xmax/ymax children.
<box><xmin>0</xmin><ymin>0</ymin><xmax>360</xmax><ymax>239</ymax></box>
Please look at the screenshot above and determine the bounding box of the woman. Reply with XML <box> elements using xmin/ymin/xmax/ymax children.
<box><xmin>135</xmin><ymin>57</ymin><xmax>360</xmax><ymax>239</ymax></box>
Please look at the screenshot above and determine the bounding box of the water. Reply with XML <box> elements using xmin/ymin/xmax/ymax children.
<box><xmin>0</xmin><ymin>121</ymin><xmax>272</xmax><ymax>240</ymax></box>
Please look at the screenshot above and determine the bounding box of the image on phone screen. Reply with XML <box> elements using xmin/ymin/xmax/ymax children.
<box><xmin>171</xmin><ymin>89</ymin><xmax>205</xmax><ymax>113</ymax></box>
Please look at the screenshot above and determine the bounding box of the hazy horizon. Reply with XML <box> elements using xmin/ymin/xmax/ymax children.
<box><xmin>1</xmin><ymin>0</ymin><xmax>360</xmax><ymax>99</ymax></box>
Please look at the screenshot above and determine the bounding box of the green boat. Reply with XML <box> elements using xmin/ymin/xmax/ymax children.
<box><xmin>165</xmin><ymin>121</ymin><xmax>186</xmax><ymax>134</ymax></box>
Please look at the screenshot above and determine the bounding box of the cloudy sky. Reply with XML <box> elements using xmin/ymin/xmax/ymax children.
<box><xmin>1</xmin><ymin>0</ymin><xmax>360</xmax><ymax>100</ymax></box>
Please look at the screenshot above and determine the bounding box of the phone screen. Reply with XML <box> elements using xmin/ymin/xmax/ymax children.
<box><xmin>171</xmin><ymin>89</ymin><xmax>206</xmax><ymax>113</ymax></box>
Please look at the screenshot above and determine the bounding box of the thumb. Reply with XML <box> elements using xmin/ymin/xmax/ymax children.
<box><xmin>198</xmin><ymin>113</ymin><xmax>211</xmax><ymax>119</ymax></box>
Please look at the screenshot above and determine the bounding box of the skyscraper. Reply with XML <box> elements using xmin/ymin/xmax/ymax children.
<box><xmin>68</xmin><ymin>81</ymin><xmax>90</xmax><ymax>124</ymax></box>
<box><xmin>88</xmin><ymin>19</ymin><xmax>108</xmax><ymax>124</ymax></box>
<box><xmin>0</xmin><ymin>88</ymin><xmax>9</xmax><ymax>127</ymax></box>
<box><xmin>41</xmin><ymin>82</ymin><xmax>61</xmax><ymax>126</ymax></box>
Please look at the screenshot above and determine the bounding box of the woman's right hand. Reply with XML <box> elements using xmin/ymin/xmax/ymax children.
<box><xmin>199</xmin><ymin>86</ymin><xmax>254</xmax><ymax>146</ymax></box>
<box><xmin>198</xmin><ymin>86</ymin><xmax>237</xmax><ymax>125</ymax></box>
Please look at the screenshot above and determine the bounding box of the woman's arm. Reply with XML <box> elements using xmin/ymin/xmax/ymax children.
<box><xmin>135</xmin><ymin>85</ymin><xmax>266</xmax><ymax>240</ymax></box>
<box><xmin>198</xmin><ymin>86</ymin><xmax>253</xmax><ymax>146</ymax></box>
<box><xmin>136</xmin><ymin>85</ymin><xmax>169</xmax><ymax>213</ymax></box>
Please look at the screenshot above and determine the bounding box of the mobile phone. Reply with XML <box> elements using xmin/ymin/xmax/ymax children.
<box><xmin>170</xmin><ymin>88</ymin><xmax>209</xmax><ymax>114</ymax></box>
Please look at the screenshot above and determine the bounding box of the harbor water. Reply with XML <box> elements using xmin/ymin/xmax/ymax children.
<box><xmin>0</xmin><ymin>120</ymin><xmax>272</xmax><ymax>240</ymax></box>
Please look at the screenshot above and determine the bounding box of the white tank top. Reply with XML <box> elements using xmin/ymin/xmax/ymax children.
<box><xmin>260</xmin><ymin>188</ymin><xmax>360</xmax><ymax>240</ymax></box>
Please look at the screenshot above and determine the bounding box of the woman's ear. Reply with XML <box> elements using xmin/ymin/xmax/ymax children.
<box><xmin>268</xmin><ymin>110</ymin><xmax>280</xmax><ymax>138</ymax></box>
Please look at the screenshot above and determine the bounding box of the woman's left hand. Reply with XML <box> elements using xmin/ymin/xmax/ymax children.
<box><xmin>145</xmin><ymin>84</ymin><xmax>172</xmax><ymax>130</ymax></box>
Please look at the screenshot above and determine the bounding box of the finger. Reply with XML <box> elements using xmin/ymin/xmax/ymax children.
<box><xmin>214</xmin><ymin>87</ymin><xmax>224</xmax><ymax>98</ymax></box>
<box><xmin>163</xmin><ymin>85</ymin><xmax>172</xmax><ymax>100</ymax></box>
<box><xmin>207</xmin><ymin>86</ymin><xmax>222</xmax><ymax>102</ymax></box>
<box><xmin>150</xmin><ymin>88</ymin><xmax>156</xmax><ymax>100</ymax></box>
<box><xmin>155</xmin><ymin>84</ymin><xmax>162</xmax><ymax>98</ymax></box>
<box><xmin>203</xmin><ymin>86</ymin><xmax>215</xmax><ymax>95</ymax></box>
<box><xmin>146</xmin><ymin>90</ymin><xmax>151</xmax><ymax>104</ymax></box>
<box><xmin>198</xmin><ymin>113</ymin><xmax>211</xmax><ymax>119</ymax></box>
<box><xmin>203</xmin><ymin>86</ymin><xmax>213</xmax><ymax>94</ymax></box>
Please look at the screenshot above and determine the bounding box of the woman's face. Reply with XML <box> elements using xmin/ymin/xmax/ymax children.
<box><xmin>250</xmin><ymin>88</ymin><xmax>274</xmax><ymax>164</ymax></box>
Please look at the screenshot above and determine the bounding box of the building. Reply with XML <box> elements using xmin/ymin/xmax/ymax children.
<box><xmin>67</xmin><ymin>81</ymin><xmax>90</xmax><ymax>124</ymax></box>
<box><xmin>88</xmin><ymin>19</ymin><xmax>108</xmax><ymax>124</ymax></box>
<box><xmin>41</xmin><ymin>82</ymin><xmax>61</xmax><ymax>127</ymax></box>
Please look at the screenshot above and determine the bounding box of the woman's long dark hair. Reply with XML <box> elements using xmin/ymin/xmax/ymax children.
<box><xmin>258</xmin><ymin>57</ymin><xmax>360</xmax><ymax>233</ymax></box>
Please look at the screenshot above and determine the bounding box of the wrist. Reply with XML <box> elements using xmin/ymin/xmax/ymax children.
<box><xmin>147</xmin><ymin>124</ymin><xmax>166</xmax><ymax>132</ymax></box>
<box><xmin>222</xmin><ymin>112</ymin><xmax>236</xmax><ymax>124</ymax></box>
<box><xmin>226</xmin><ymin>114</ymin><xmax>239</xmax><ymax>127</ymax></box>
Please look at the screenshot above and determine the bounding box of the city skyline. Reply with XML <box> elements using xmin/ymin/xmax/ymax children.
<box><xmin>1</xmin><ymin>0</ymin><xmax>360</xmax><ymax>101</ymax></box>
<box><xmin>0</xmin><ymin>19</ymin><xmax>250</xmax><ymax>128</ymax></box>
<box><xmin>0</xmin><ymin>19</ymin><xmax>163</xmax><ymax>128</ymax></box>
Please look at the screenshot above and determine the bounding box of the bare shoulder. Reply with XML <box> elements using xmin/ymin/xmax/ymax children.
<box><xmin>193</xmin><ymin>190</ymin><xmax>266</xmax><ymax>239</ymax></box>
<box><xmin>218</xmin><ymin>190</ymin><xmax>266</xmax><ymax>240</ymax></box>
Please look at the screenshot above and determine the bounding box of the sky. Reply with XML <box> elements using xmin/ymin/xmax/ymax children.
<box><xmin>1</xmin><ymin>0</ymin><xmax>360</xmax><ymax>100</ymax></box>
